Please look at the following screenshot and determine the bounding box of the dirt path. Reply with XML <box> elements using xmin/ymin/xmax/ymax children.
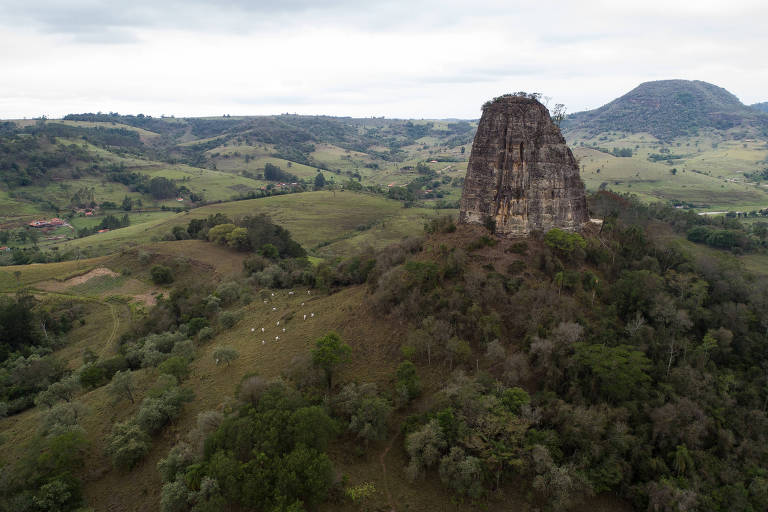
<box><xmin>379</xmin><ymin>430</ymin><xmax>401</xmax><ymax>512</ymax></box>
<box><xmin>99</xmin><ymin>302</ymin><xmax>120</xmax><ymax>359</ymax></box>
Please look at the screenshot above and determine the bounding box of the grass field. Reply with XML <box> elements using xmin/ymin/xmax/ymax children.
<box><xmin>0</xmin><ymin>256</ymin><xmax>108</xmax><ymax>291</ymax></box>
<box><xmin>567</xmin><ymin>129</ymin><xmax>768</xmax><ymax>210</ymax></box>
<box><xmin>50</xmin><ymin>191</ymin><xmax>448</xmax><ymax>259</ymax></box>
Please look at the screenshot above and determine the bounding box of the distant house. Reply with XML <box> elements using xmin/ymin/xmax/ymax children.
<box><xmin>85</xmin><ymin>211</ymin><xmax>94</xmax><ymax>216</ymax></box>
<box><xmin>0</xmin><ymin>246</ymin><xmax>9</xmax><ymax>252</ymax></box>
<box><xmin>97</xmin><ymin>229</ymin><xmax>110</xmax><ymax>233</ymax></box>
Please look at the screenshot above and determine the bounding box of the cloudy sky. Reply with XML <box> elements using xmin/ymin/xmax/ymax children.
<box><xmin>0</xmin><ymin>0</ymin><xmax>766</xmax><ymax>119</ymax></box>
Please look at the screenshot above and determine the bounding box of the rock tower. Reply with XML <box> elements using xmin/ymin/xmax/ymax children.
<box><xmin>458</xmin><ymin>95</ymin><xmax>589</xmax><ymax>237</ymax></box>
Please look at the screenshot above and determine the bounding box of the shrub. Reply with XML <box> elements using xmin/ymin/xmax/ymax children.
<box><xmin>97</xmin><ymin>355</ymin><xmax>129</xmax><ymax>380</ymax></box>
<box><xmin>151</xmin><ymin>265</ymin><xmax>174</xmax><ymax>285</ymax></box>
<box><xmin>507</xmin><ymin>241</ymin><xmax>528</xmax><ymax>254</ymax></box>
<box><xmin>106</xmin><ymin>421</ymin><xmax>151</xmax><ymax>470</ymax></box>
<box><xmin>79</xmin><ymin>364</ymin><xmax>107</xmax><ymax>389</ymax></box>
<box><xmin>544</xmin><ymin>228</ymin><xmax>586</xmax><ymax>256</ymax></box>
<box><xmin>198</xmin><ymin>326</ymin><xmax>214</xmax><ymax>342</ymax></box>
<box><xmin>158</xmin><ymin>356</ymin><xmax>190</xmax><ymax>381</ymax></box>
<box><xmin>107</xmin><ymin>370</ymin><xmax>136</xmax><ymax>404</ymax></box>
<box><xmin>187</xmin><ymin>317</ymin><xmax>209</xmax><ymax>336</ymax></box>
<box><xmin>135</xmin><ymin>384</ymin><xmax>194</xmax><ymax>435</ymax></box>
<box><xmin>213</xmin><ymin>346</ymin><xmax>239</xmax><ymax>366</ymax></box>
<box><xmin>160</xmin><ymin>479</ymin><xmax>190</xmax><ymax>512</ymax></box>
<box><xmin>219</xmin><ymin>311</ymin><xmax>241</xmax><ymax>329</ymax></box>
<box><xmin>395</xmin><ymin>361</ymin><xmax>421</xmax><ymax>403</ymax></box>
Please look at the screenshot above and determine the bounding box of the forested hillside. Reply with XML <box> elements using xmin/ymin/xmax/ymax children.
<box><xmin>3</xmin><ymin>190</ymin><xmax>768</xmax><ymax>511</ymax></box>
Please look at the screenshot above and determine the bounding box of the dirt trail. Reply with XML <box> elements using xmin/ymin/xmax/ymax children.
<box><xmin>99</xmin><ymin>302</ymin><xmax>120</xmax><ymax>359</ymax></box>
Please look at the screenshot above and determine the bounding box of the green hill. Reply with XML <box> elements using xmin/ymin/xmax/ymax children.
<box><xmin>563</xmin><ymin>80</ymin><xmax>768</xmax><ymax>141</ymax></box>
<box><xmin>752</xmin><ymin>102</ymin><xmax>768</xmax><ymax>113</ymax></box>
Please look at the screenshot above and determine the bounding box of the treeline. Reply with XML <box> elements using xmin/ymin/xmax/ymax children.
<box><xmin>63</xmin><ymin>112</ymin><xmax>186</xmax><ymax>137</ymax></box>
<box><xmin>263</xmin><ymin>162</ymin><xmax>298</xmax><ymax>182</ymax></box>
<box><xmin>176</xmin><ymin>213</ymin><xmax>305</xmax><ymax>258</ymax></box>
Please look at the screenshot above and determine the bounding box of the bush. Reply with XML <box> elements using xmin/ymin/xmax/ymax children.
<box><xmin>213</xmin><ymin>346</ymin><xmax>239</xmax><ymax>367</ymax></box>
<box><xmin>158</xmin><ymin>356</ymin><xmax>190</xmax><ymax>381</ymax></box>
<box><xmin>395</xmin><ymin>361</ymin><xmax>421</xmax><ymax>403</ymax></box>
<box><xmin>106</xmin><ymin>421</ymin><xmax>151</xmax><ymax>470</ymax></box>
<box><xmin>219</xmin><ymin>310</ymin><xmax>241</xmax><ymax>329</ymax></box>
<box><xmin>79</xmin><ymin>364</ymin><xmax>107</xmax><ymax>389</ymax></box>
<box><xmin>160</xmin><ymin>478</ymin><xmax>190</xmax><ymax>512</ymax></box>
<box><xmin>198</xmin><ymin>326</ymin><xmax>214</xmax><ymax>342</ymax></box>
<box><xmin>544</xmin><ymin>228</ymin><xmax>586</xmax><ymax>256</ymax></box>
<box><xmin>187</xmin><ymin>317</ymin><xmax>209</xmax><ymax>336</ymax></box>
<box><xmin>507</xmin><ymin>241</ymin><xmax>528</xmax><ymax>254</ymax></box>
<box><xmin>151</xmin><ymin>265</ymin><xmax>174</xmax><ymax>285</ymax></box>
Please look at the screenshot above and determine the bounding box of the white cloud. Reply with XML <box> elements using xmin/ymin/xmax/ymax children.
<box><xmin>0</xmin><ymin>0</ymin><xmax>765</xmax><ymax>119</ymax></box>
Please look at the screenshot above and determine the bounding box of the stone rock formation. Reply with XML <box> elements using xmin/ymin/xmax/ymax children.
<box><xmin>459</xmin><ymin>95</ymin><xmax>589</xmax><ymax>237</ymax></box>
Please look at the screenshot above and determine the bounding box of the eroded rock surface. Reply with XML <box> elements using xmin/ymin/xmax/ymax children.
<box><xmin>459</xmin><ymin>95</ymin><xmax>589</xmax><ymax>237</ymax></box>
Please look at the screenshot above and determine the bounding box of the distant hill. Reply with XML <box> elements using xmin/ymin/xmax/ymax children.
<box><xmin>751</xmin><ymin>102</ymin><xmax>768</xmax><ymax>113</ymax></box>
<box><xmin>562</xmin><ymin>79</ymin><xmax>768</xmax><ymax>140</ymax></box>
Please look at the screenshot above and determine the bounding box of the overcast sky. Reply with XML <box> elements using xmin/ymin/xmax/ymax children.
<box><xmin>1</xmin><ymin>0</ymin><xmax>766</xmax><ymax>120</ymax></box>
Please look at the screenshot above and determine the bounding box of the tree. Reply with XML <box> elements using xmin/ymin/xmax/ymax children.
<box><xmin>438</xmin><ymin>447</ymin><xmax>483</xmax><ymax>498</ymax></box>
<box><xmin>348</xmin><ymin>395</ymin><xmax>392</xmax><ymax>446</ymax></box>
<box><xmin>314</xmin><ymin>172</ymin><xmax>327</xmax><ymax>190</ymax></box>
<box><xmin>207</xmin><ymin>223</ymin><xmax>236</xmax><ymax>244</ymax></box>
<box><xmin>213</xmin><ymin>346</ymin><xmax>239</xmax><ymax>367</ymax></box>
<box><xmin>395</xmin><ymin>361</ymin><xmax>421</xmax><ymax>403</ymax></box>
<box><xmin>106</xmin><ymin>421</ymin><xmax>151</xmax><ymax>470</ymax></box>
<box><xmin>151</xmin><ymin>265</ymin><xmax>174</xmax><ymax>285</ymax></box>
<box><xmin>122</xmin><ymin>195</ymin><xmax>133</xmax><ymax>211</ymax></box>
<box><xmin>259</xmin><ymin>243</ymin><xmax>279</xmax><ymax>259</ymax></box>
<box><xmin>160</xmin><ymin>479</ymin><xmax>190</xmax><ymax>512</ymax></box>
<box><xmin>108</xmin><ymin>370</ymin><xmax>136</xmax><ymax>404</ymax></box>
<box><xmin>149</xmin><ymin>176</ymin><xmax>178</xmax><ymax>199</ymax></box>
<box><xmin>159</xmin><ymin>356</ymin><xmax>190</xmax><ymax>381</ymax></box>
<box><xmin>544</xmin><ymin>228</ymin><xmax>586</xmax><ymax>257</ymax></box>
<box><xmin>226</xmin><ymin>227</ymin><xmax>250</xmax><ymax>251</ymax></box>
<box><xmin>573</xmin><ymin>343</ymin><xmax>651</xmax><ymax>402</ymax></box>
<box><xmin>405</xmin><ymin>418</ymin><xmax>446</xmax><ymax>480</ymax></box>
<box><xmin>311</xmin><ymin>332</ymin><xmax>351</xmax><ymax>389</ymax></box>
<box><xmin>35</xmin><ymin>375</ymin><xmax>81</xmax><ymax>408</ymax></box>
<box><xmin>79</xmin><ymin>364</ymin><xmax>107</xmax><ymax>389</ymax></box>
<box><xmin>551</xmin><ymin>103</ymin><xmax>567</xmax><ymax>127</ymax></box>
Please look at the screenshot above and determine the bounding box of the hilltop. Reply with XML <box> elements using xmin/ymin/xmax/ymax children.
<box><xmin>562</xmin><ymin>80</ymin><xmax>768</xmax><ymax>141</ymax></box>
<box><xmin>752</xmin><ymin>102</ymin><xmax>768</xmax><ymax>113</ymax></box>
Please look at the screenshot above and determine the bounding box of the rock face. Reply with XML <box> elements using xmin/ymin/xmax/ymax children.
<box><xmin>459</xmin><ymin>95</ymin><xmax>589</xmax><ymax>237</ymax></box>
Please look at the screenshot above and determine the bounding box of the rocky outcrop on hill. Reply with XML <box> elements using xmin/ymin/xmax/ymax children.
<box><xmin>458</xmin><ymin>95</ymin><xmax>589</xmax><ymax>237</ymax></box>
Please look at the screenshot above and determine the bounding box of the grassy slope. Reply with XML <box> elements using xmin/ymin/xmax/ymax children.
<box><xmin>568</xmin><ymin>129</ymin><xmax>768</xmax><ymax>210</ymax></box>
<box><xmin>52</xmin><ymin>191</ymin><xmax>450</xmax><ymax>259</ymax></box>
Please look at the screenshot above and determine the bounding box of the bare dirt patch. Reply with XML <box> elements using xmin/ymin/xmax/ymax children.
<box><xmin>37</xmin><ymin>267</ymin><xmax>119</xmax><ymax>292</ymax></box>
<box><xmin>132</xmin><ymin>292</ymin><xmax>157</xmax><ymax>306</ymax></box>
